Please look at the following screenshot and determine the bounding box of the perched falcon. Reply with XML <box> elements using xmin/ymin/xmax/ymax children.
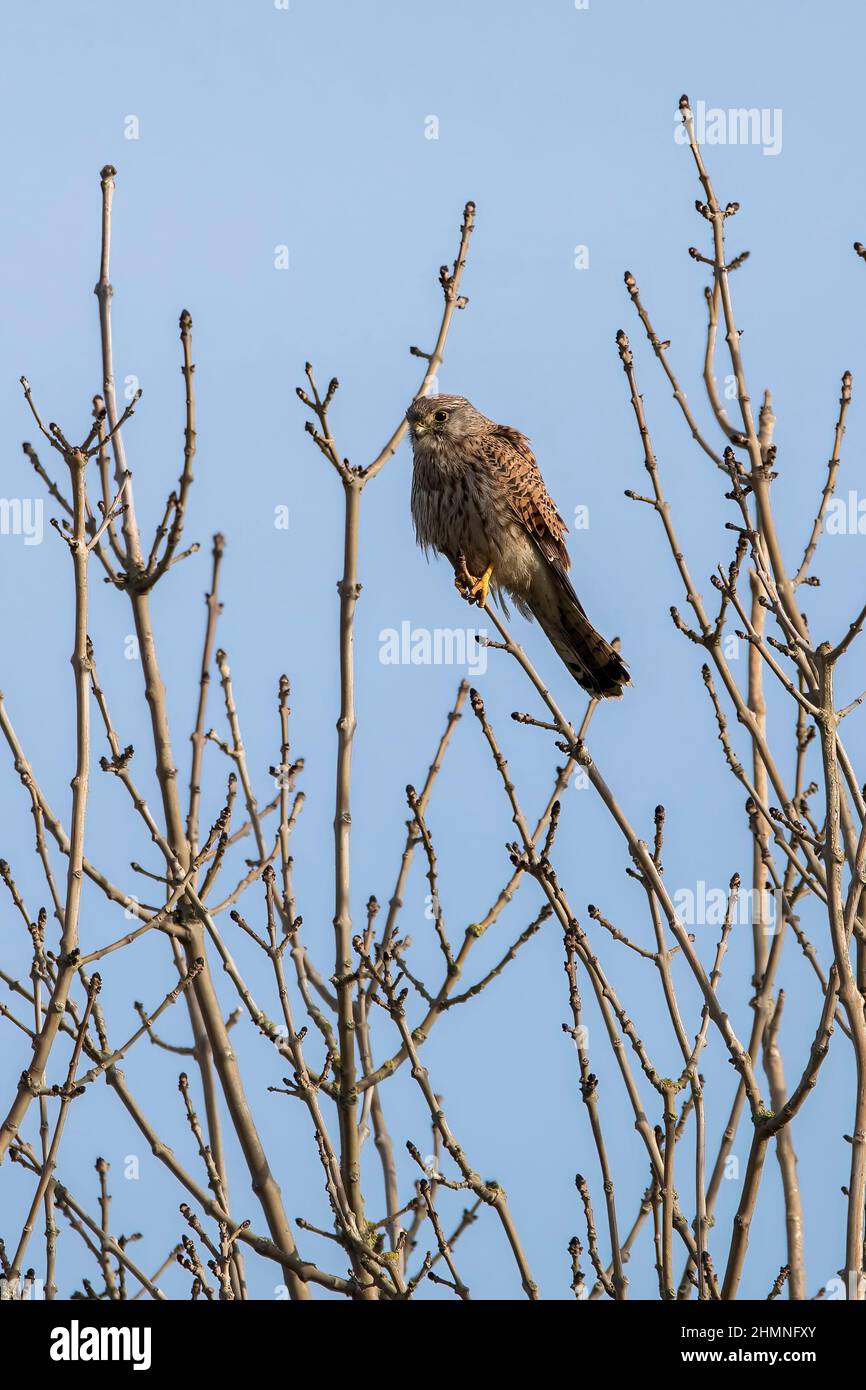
<box><xmin>407</xmin><ymin>394</ymin><xmax>629</xmax><ymax>698</ymax></box>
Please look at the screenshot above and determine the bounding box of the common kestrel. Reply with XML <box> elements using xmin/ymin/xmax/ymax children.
<box><xmin>407</xmin><ymin>394</ymin><xmax>629</xmax><ymax>698</ymax></box>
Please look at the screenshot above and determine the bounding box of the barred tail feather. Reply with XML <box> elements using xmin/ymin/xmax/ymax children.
<box><xmin>532</xmin><ymin>594</ymin><xmax>630</xmax><ymax>699</ymax></box>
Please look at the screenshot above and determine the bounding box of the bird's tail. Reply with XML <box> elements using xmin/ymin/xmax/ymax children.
<box><xmin>530</xmin><ymin>585</ymin><xmax>630</xmax><ymax>700</ymax></box>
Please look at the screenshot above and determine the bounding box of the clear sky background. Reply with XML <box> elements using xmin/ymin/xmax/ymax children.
<box><xmin>1</xmin><ymin>0</ymin><xmax>865</xmax><ymax>1300</ymax></box>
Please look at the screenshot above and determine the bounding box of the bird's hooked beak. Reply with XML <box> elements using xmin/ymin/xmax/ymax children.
<box><xmin>410</xmin><ymin>419</ymin><xmax>430</xmax><ymax>437</ymax></box>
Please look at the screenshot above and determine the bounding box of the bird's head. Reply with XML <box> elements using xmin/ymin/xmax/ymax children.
<box><xmin>406</xmin><ymin>394</ymin><xmax>487</xmax><ymax>449</ymax></box>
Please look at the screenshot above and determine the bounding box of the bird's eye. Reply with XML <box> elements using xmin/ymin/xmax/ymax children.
<box><xmin>434</xmin><ymin>409</ymin><xmax>448</xmax><ymax>423</ymax></box>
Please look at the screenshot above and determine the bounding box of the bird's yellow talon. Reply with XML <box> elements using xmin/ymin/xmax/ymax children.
<box><xmin>467</xmin><ymin>563</ymin><xmax>493</xmax><ymax>607</ymax></box>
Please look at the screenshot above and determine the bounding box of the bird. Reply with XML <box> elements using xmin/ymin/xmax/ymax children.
<box><xmin>407</xmin><ymin>393</ymin><xmax>629</xmax><ymax>699</ymax></box>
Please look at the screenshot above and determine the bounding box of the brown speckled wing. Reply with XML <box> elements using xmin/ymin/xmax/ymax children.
<box><xmin>486</xmin><ymin>425</ymin><xmax>571</xmax><ymax>573</ymax></box>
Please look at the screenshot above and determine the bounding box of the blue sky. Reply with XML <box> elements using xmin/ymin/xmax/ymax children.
<box><xmin>1</xmin><ymin>0</ymin><xmax>865</xmax><ymax>1300</ymax></box>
